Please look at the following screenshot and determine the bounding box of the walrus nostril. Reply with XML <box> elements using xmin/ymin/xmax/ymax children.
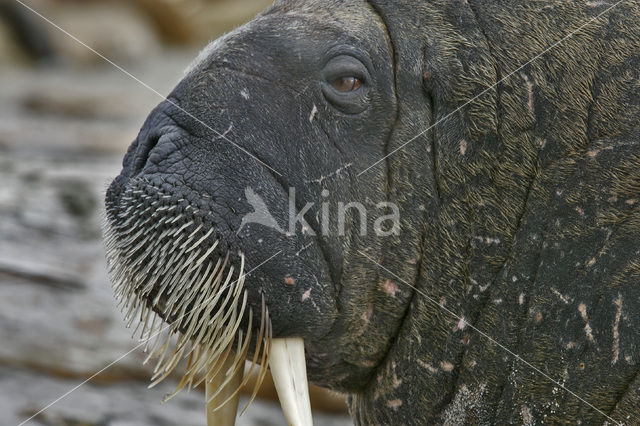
<box><xmin>130</xmin><ymin>132</ymin><xmax>161</xmax><ymax>176</ymax></box>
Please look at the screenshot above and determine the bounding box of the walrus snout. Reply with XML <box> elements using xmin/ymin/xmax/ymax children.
<box><xmin>106</xmin><ymin>89</ymin><xmax>341</xmax><ymax>335</ymax></box>
<box><xmin>104</xmin><ymin>90</ymin><xmax>337</xmax><ymax>424</ymax></box>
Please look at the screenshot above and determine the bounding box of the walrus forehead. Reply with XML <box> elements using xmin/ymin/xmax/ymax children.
<box><xmin>184</xmin><ymin>0</ymin><xmax>390</xmax><ymax>78</ymax></box>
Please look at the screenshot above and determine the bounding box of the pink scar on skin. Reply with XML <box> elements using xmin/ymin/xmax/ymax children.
<box><xmin>612</xmin><ymin>295</ymin><xmax>623</xmax><ymax>364</ymax></box>
<box><xmin>380</xmin><ymin>279</ymin><xmax>399</xmax><ymax>297</ymax></box>
<box><xmin>417</xmin><ymin>360</ymin><xmax>439</xmax><ymax>374</ymax></box>
<box><xmin>578</xmin><ymin>303</ymin><xmax>595</xmax><ymax>342</ymax></box>
<box><xmin>386</xmin><ymin>399</ymin><xmax>403</xmax><ymax>411</ymax></box>
<box><xmin>459</xmin><ymin>139</ymin><xmax>468</xmax><ymax>155</ymax></box>
<box><xmin>455</xmin><ymin>316</ymin><xmax>468</xmax><ymax>331</ymax></box>
<box><xmin>362</xmin><ymin>306</ymin><xmax>373</xmax><ymax>322</ymax></box>
<box><xmin>440</xmin><ymin>361</ymin><xmax>454</xmax><ymax>372</ymax></box>
<box><xmin>301</xmin><ymin>288</ymin><xmax>311</xmax><ymax>301</ymax></box>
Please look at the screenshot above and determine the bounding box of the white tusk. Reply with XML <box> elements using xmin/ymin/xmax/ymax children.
<box><xmin>206</xmin><ymin>353</ymin><xmax>243</xmax><ymax>426</ymax></box>
<box><xmin>269</xmin><ymin>338</ymin><xmax>313</xmax><ymax>426</ymax></box>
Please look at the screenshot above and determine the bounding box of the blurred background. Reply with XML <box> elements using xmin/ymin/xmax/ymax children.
<box><xmin>0</xmin><ymin>0</ymin><xmax>351</xmax><ymax>424</ymax></box>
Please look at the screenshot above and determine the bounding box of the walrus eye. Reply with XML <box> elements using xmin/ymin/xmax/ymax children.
<box><xmin>322</xmin><ymin>53</ymin><xmax>371</xmax><ymax>114</ymax></box>
<box><xmin>332</xmin><ymin>76</ymin><xmax>362</xmax><ymax>92</ymax></box>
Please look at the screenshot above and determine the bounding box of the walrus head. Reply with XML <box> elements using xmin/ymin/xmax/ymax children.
<box><xmin>105</xmin><ymin>0</ymin><xmax>408</xmax><ymax>423</ymax></box>
<box><xmin>105</xmin><ymin>0</ymin><xmax>640</xmax><ymax>424</ymax></box>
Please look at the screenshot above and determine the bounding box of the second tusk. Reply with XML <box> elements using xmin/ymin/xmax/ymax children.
<box><xmin>206</xmin><ymin>352</ymin><xmax>243</xmax><ymax>426</ymax></box>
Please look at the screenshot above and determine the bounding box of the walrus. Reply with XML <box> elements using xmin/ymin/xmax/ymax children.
<box><xmin>104</xmin><ymin>0</ymin><xmax>640</xmax><ymax>424</ymax></box>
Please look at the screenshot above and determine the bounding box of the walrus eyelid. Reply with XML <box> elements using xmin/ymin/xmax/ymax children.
<box><xmin>322</xmin><ymin>55</ymin><xmax>369</xmax><ymax>84</ymax></box>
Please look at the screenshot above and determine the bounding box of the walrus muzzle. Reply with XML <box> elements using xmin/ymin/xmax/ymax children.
<box><xmin>104</xmin><ymin>174</ymin><xmax>315</xmax><ymax>424</ymax></box>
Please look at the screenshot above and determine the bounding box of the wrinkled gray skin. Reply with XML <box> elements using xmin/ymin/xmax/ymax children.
<box><xmin>106</xmin><ymin>0</ymin><xmax>640</xmax><ymax>424</ymax></box>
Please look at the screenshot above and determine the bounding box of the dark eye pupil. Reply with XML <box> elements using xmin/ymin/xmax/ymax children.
<box><xmin>332</xmin><ymin>76</ymin><xmax>362</xmax><ymax>92</ymax></box>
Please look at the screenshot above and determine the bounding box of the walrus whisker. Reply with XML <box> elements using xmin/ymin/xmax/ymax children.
<box><xmin>245</xmin><ymin>303</ymin><xmax>271</xmax><ymax>414</ymax></box>
<box><xmin>184</xmin><ymin>227</ymin><xmax>215</xmax><ymax>253</ymax></box>
<box><xmin>192</xmin><ymin>334</ymin><xmax>240</xmax><ymax>393</ymax></box>
<box><xmin>170</xmin><ymin>279</ymin><xmax>210</xmax><ymax>326</ymax></box>
<box><xmin>123</xmin><ymin>296</ymin><xmax>143</xmax><ymax>328</ymax></box>
<box><xmin>192</xmin><ymin>241</ymin><xmax>222</xmax><ymax>270</ymax></box>
<box><xmin>143</xmin><ymin>313</ymin><xmax>160</xmax><ymax>348</ymax></box>
<box><xmin>160</xmin><ymin>289</ymin><xmax>248</xmax><ymax>396</ymax></box>
<box><xmin>198</xmin><ymin>337</ymin><xmax>235</xmax><ymax>390</ymax></box>
<box><xmin>238</xmin><ymin>294</ymin><xmax>268</xmax><ymax>414</ymax></box>
<box><xmin>138</xmin><ymin>304</ymin><xmax>155</xmax><ymax>339</ymax></box>
<box><xmin>202</xmin><ymin>305</ymin><xmax>252</xmax><ymax>391</ymax></box>
<box><xmin>205</xmin><ymin>349</ymin><xmax>244</xmax><ymax>425</ymax></box>
<box><xmin>152</xmin><ymin>335</ymin><xmax>187</xmax><ymax>381</ymax></box>
<box><xmin>169</xmin><ymin>214</ymin><xmax>187</xmax><ymax>225</ymax></box>
<box><xmin>205</xmin><ymin>288</ymin><xmax>248</xmax><ymax>359</ymax></box>
<box><xmin>205</xmin><ymin>329</ymin><xmax>251</xmax><ymax>405</ymax></box>
<box><xmin>145</xmin><ymin>248</ymin><xmax>182</xmax><ymax>288</ymax></box>
<box><xmin>127</xmin><ymin>236</ymin><xmax>154</xmax><ymax>261</ymax></box>
<box><xmin>180</xmin><ymin>260</ymin><xmax>231</xmax><ymax>324</ymax></box>
<box><xmin>162</xmin><ymin>264</ymin><xmax>204</xmax><ymax>313</ymax></box>
<box><xmin>146</xmin><ymin>331</ymin><xmax>173</xmax><ymax>374</ymax></box>
<box><xmin>171</xmin><ymin>261</ymin><xmax>227</xmax><ymax>330</ymax></box>
<box><xmin>181</xmin><ymin>224</ymin><xmax>204</xmax><ymax>248</ymax></box>
<box><xmin>169</xmin><ymin>345</ymin><xmax>215</xmax><ymax>400</ymax></box>
<box><xmin>129</xmin><ymin>304</ymin><xmax>149</xmax><ymax>336</ymax></box>
<box><xmin>178</xmin><ymin>261</ymin><xmax>215</xmax><ymax>308</ymax></box>
<box><xmin>190</xmin><ymin>294</ymin><xmax>243</xmax><ymax>372</ymax></box>
<box><xmin>143</xmin><ymin>325</ymin><xmax>171</xmax><ymax>366</ymax></box>
<box><xmin>151</xmin><ymin>256</ymin><xmax>194</xmax><ymax>307</ymax></box>
<box><xmin>178</xmin><ymin>245</ymin><xmax>209</xmax><ymax>274</ymax></box>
